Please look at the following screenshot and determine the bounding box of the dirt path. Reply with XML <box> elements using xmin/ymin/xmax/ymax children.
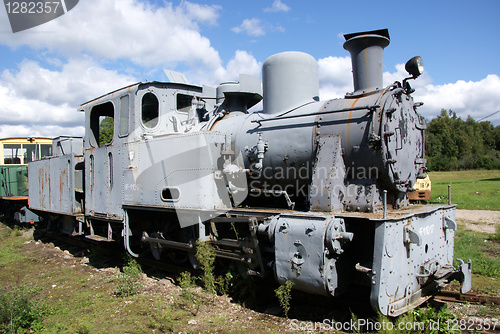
<box><xmin>456</xmin><ymin>209</ymin><xmax>500</xmax><ymax>233</ymax></box>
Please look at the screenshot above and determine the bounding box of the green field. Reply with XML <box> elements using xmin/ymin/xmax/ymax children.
<box><xmin>428</xmin><ymin>170</ymin><xmax>500</xmax><ymax>300</ymax></box>
<box><xmin>428</xmin><ymin>170</ymin><xmax>500</xmax><ymax>210</ymax></box>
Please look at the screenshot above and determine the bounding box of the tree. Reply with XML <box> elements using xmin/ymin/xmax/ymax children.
<box><xmin>99</xmin><ymin>116</ymin><xmax>114</xmax><ymax>146</ymax></box>
<box><xmin>425</xmin><ymin>110</ymin><xmax>500</xmax><ymax>171</ymax></box>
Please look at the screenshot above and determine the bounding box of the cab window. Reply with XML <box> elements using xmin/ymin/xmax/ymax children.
<box><xmin>142</xmin><ymin>92</ymin><xmax>159</xmax><ymax>128</ymax></box>
<box><xmin>90</xmin><ymin>102</ymin><xmax>114</xmax><ymax>147</ymax></box>
<box><xmin>177</xmin><ymin>94</ymin><xmax>194</xmax><ymax>113</ymax></box>
<box><xmin>119</xmin><ymin>94</ymin><xmax>130</xmax><ymax>137</ymax></box>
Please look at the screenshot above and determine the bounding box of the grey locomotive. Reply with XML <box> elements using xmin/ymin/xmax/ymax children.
<box><xmin>28</xmin><ymin>29</ymin><xmax>471</xmax><ymax>316</ymax></box>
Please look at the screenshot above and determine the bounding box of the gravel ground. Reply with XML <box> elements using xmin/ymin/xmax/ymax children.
<box><xmin>456</xmin><ymin>209</ymin><xmax>500</xmax><ymax>233</ymax></box>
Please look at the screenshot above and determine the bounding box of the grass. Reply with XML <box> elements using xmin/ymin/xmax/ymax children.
<box><xmin>0</xmin><ymin>224</ymin><xmax>194</xmax><ymax>333</ymax></box>
<box><xmin>428</xmin><ymin>170</ymin><xmax>500</xmax><ymax>296</ymax></box>
<box><xmin>112</xmin><ymin>254</ymin><xmax>143</xmax><ymax>297</ymax></box>
<box><xmin>428</xmin><ymin>169</ymin><xmax>500</xmax><ymax>210</ymax></box>
<box><xmin>0</xmin><ymin>286</ymin><xmax>45</xmax><ymax>333</ymax></box>
<box><xmin>454</xmin><ymin>225</ymin><xmax>500</xmax><ymax>279</ymax></box>
<box><xmin>0</xmin><ymin>223</ymin><xmax>287</xmax><ymax>333</ymax></box>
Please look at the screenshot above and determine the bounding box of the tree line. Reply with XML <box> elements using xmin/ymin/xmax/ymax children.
<box><xmin>425</xmin><ymin>109</ymin><xmax>500</xmax><ymax>171</ymax></box>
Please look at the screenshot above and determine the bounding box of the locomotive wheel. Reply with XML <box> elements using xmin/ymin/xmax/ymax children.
<box><xmin>166</xmin><ymin>250</ymin><xmax>189</xmax><ymax>264</ymax></box>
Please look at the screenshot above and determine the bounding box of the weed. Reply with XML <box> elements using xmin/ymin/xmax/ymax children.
<box><xmin>346</xmin><ymin>304</ymin><xmax>459</xmax><ymax>334</ymax></box>
<box><xmin>1</xmin><ymin>227</ymin><xmax>12</xmax><ymax>239</ymax></box>
<box><xmin>492</xmin><ymin>225</ymin><xmax>500</xmax><ymax>242</ymax></box>
<box><xmin>0</xmin><ymin>286</ymin><xmax>45</xmax><ymax>333</ymax></box>
<box><xmin>216</xmin><ymin>271</ymin><xmax>233</xmax><ymax>295</ymax></box>
<box><xmin>177</xmin><ymin>272</ymin><xmax>201</xmax><ymax>315</ymax></box>
<box><xmin>349</xmin><ymin>312</ymin><xmax>361</xmax><ymax>334</ymax></box>
<box><xmin>275</xmin><ymin>280</ymin><xmax>293</xmax><ymax>318</ymax></box>
<box><xmin>195</xmin><ymin>240</ymin><xmax>216</xmax><ymax>294</ymax></box>
<box><xmin>413</xmin><ymin>305</ymin><xmax>458</xmax><ymax>334</ymax></box>
<box><xmin>112</xmin><ymin>255</ymin><xmax>143</xmax><ymax>297</ymax></box>
<box><xmin>153</xmin><ymin>305</ymin><xmax>175</xmax><ymax>332</ymax></box>
<box><xmin>122</xmin><ymin>254</ymin><xmax>143</xmax><ymax>279</ymax></box>
<box><xmin>75</xmin><ymin>321</ymin><xmax>92</xmax><ymax>334</ymax></box>
<box><xmin>12</xmin><ymin>226</ymin><xmax>22</xmax><ymax>237</ymax></box>
<box><xmin>178</xmin><ymin>272</ymin><xmax>197</xmax><ymax>302</ymax></box>
<box><xmin>230</xmin><ymin>222</ymin><xmax>239</xmax><ymax>240</ymax></box>
<box><xmin>222</xmin><ymin>270</ymin><xmax>256</xmax><ymax>302</ymax></box>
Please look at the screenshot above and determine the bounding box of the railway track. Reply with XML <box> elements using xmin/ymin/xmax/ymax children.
<box><xmin>435</xmin><ymin>289</ymin><xmax>500</xmax><ymax>305</ymax></box>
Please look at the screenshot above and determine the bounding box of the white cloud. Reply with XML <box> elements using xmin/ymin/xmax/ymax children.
<box><xmin>223</xmin><ymin>50</ymin><xmax>261</xmax><ymax>80</ymax></box>
<box><xmin>182</xmin><ymin>1</ymin><xmax>221</xmax><ymax>26</ymax></box>
<box><xmin>264</xmin><ymin>0</ymin><xmax>291</xmax><ymax>13</ymax></box>
<box><xmin>318</xmin><ymin>58</ymin><xmax>500</xmax><ymax>126</ymax></box>
<box><xmin>0</xmin><ymin>48</ymin><xmax>264</xmax><ymax>138</ymax></box>
<box><xmin>383</xmin><ymin>63</ymin><xmax>433</xmax><ymax>88</ymax></box>
<box><xmin>317</xmin><ymin>56</ymin><xmax>353</xmax><ymax>99</ymax></box>
<box><xmin>0</xmin><ymin>0</ymin><xmax>237</xmax><ymax>138</ymax></box>
<box><xmin>0</xmin><ymin>0</ymin><xmax>222</xmax><ymax>70</ymax></box>
<box><xmin>0</xmin><ymin>124</ymin><xmax>85</xmax><ymax>140</ymax></box>
<box><xmin>232</xmin><ymin>18</ymin><xmax>265</xmax><ymax>37</ymax></box>
<box><xmin>187</xmin><ymin>50</ymin><xmax>261</xmax><ymax>87</ymax></box>
<box><xmin>231</xmin><ymin>18</ymin><xmax>286</xmax><ymax>37</ymax></box>
<box><xmin>1</xmin><ymin>0</ymin><xmax>498</xmax><ymax>140</ymax></box>
<box><xmin>381</xmin><ymin>63</ymin><xmax>500</xmax><ymax>125</ymax></box>
<box><xmin>0</xmin><ymin>58</ymin><xmax>136</xmax><ymax>138</ymax></box>
<box><xmin>414</xmin><ymin>74</ymin><xmax>500</xmax><ymax>125</ymax></box>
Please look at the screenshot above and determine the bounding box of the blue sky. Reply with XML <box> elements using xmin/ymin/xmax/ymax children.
<box><xmin>1</xmin><ymin>0</ymin><xmax>499</xmax><ymax>138</ymax></box>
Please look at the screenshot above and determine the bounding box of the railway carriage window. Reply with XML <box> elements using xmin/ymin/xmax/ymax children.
<box><xmin>177</xmin><ymin>94</ymin><xmax>194</xmax><ymax>113</ymax></box>
<box><xmin>90</xmin><ymin>102</ymin><xmax>114</xmax><ymax>147</ymax></box>
<box><xmin>24</xmin><ymin>144</ymin><xmax>36</xmax><ymax>163</ymax></box>
<box><xmin>119</xmin><ymin>95</ymin><xmax>130</xmax><ymax>137</ymax></box>
<box><xmin>142</xmin><ymin>92</ymin><xmax>159</xmax><ymax>128</ymax></box>
<box><xmin>3</xmin><ymin>144</ymin><xmax>21</xmax><ymax>164</ymax></box>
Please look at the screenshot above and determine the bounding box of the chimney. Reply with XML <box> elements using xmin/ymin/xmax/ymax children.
<box><xmin>343</xmin><ymin>29</ymin><xmax>390</xmax><ymax>95</ymax></box>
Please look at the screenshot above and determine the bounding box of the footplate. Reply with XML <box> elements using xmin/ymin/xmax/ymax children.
<box><xmin>369</xmin><ymin>206</ymin><xmax>466</xmax><ymax>316</ymax></box>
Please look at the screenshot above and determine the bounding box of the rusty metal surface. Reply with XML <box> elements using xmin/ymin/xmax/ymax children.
<box><xmin>0</xmin><ymin>196</ymin><xmax>28</xmax><ymax>201</ymax></box>
<box><xmin>435</xmin><ymin>290</ymin><xmax>500</xmax><ymax>305</ymax></box>
<box><xmin>28</xmin><ymin>145</ymin><xmax>84</xmax><ymax>216</ymax></box>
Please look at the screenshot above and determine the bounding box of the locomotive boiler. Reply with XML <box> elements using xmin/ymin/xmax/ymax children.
<box><xmin>28</xmin><ymin>29</ymin><xmax>471</xmax><ymax>316</ymax></box>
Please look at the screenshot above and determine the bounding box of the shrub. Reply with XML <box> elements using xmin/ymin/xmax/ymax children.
<box><xmin>275</xmin><ymin>280</ymin><xmax>293</xmax><ymax>318</ymax></box>
<box><xmin>113</xmin><ymin>255</ymin><xmax>143</xmax><ymax>297</ymax></box>
<box><xmin>0</xmin><ymin>286</ymin><xmax>44</xmax><ymax>333</ymax></box>
<box><xmin>195</xmin><ymin>241</ymin><xmax>216</xmax><ymax>294</ymax></box>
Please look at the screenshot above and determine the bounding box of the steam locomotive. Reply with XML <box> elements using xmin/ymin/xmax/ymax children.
<box><xmin>28</xmin><ymin>29</ymin><xmax>471</xmax><ymax>316</ymax></box>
